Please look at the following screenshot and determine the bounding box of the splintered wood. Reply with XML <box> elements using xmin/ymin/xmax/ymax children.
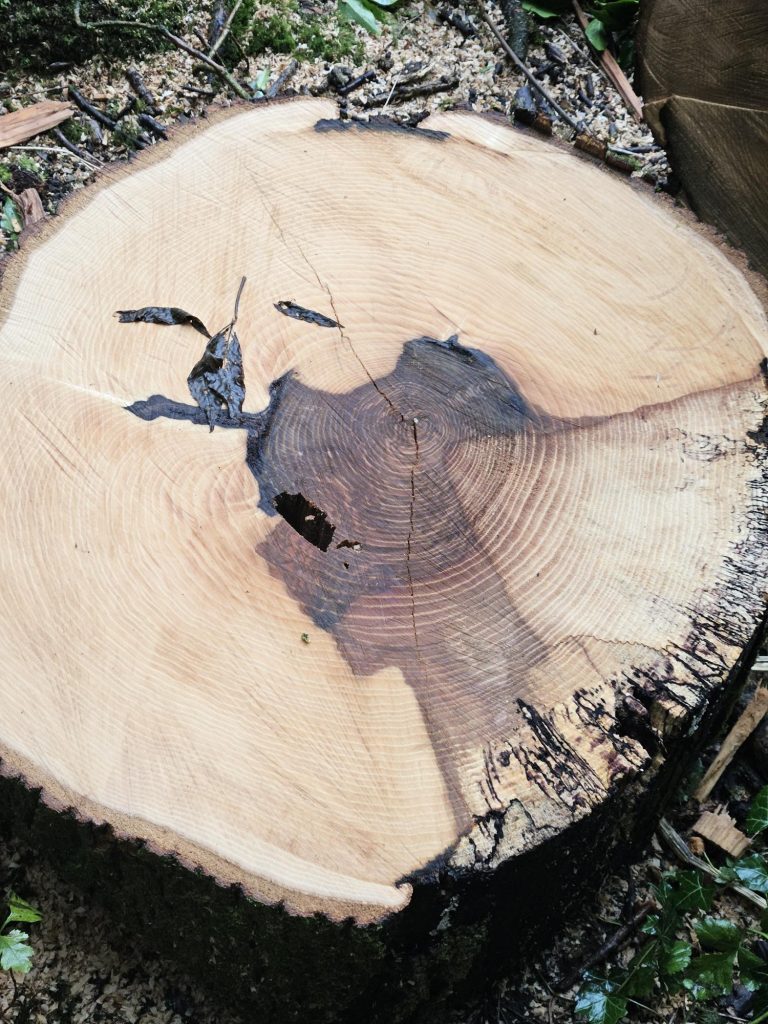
<box><xmin>693</xmin><ymin>810</ymin><xmax>751</xmax><ymax>858</ymax></box>
<box><xmin>0</xmin><ymin>100</ymin><xmax>73</xmax><ymax>149</ymax></box>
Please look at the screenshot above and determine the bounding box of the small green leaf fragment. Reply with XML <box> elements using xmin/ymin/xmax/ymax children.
<box><xmin>6</xmin><ymin>894</ymin><xmax>41</xmax><ymax>924</ymax></box>
<box><xmin>747</xmin><ymin>786</ymin><xmax>768</xmax><ymax>836</ymax></box>
<box><xmin>585</xmin><ymin>17</ymin><xmax>609</xmax><ymax>50</ymax></box>
<box><xmin>0</xmin><ymin>930</ymin><xmax>34</xmax><ymax>973</ymax></box>
<box><xmin>694</xmin><ymin>916</ymin><xmax>744</xmax><ymax>953</ymax></box>
<box><xmin>1</xmin><ymin>196</ymin><xmax>22</xmax><ymax>236</ymax></box>
<box><xmin>339</xmin><ymin>0</ymin><xmax>381</xmax><ymax>35</ymax></box>
<box><xmin>521</xmin><ymin>0</ymin><xmax>565</xmax><ymax>16</ymax></box>
<box><xmin>251</xmin><ymin>68</ymin><xmax>270</xmax><ymax>94</ymax></box>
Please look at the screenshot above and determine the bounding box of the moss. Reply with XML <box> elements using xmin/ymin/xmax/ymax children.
<box><xmin>0</xmin><ymin>0</ymin><xmax>188</xmax><ymax>73</ymax></box>
<box><xmin>220</xmin><ymin>0</ymin><xmax>363</xmax><ymax>66</ymax></box>
<box><xmin>0</xmin><ymin>166</ymin><xmax>11</xmax><ymax>185</ymax></box>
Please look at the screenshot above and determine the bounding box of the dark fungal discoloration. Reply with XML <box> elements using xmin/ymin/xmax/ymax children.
<box><xmin>126</xmin><ymin>324</ymin><xmax>600</xmax><ymax>823</ymax></box>
<box><xmin>274</xmin><ymin>300</ymin><xmax>342</xmax><ymax>328</ymax></box>
<box><xmin>313</xmin><ymin>115</ymin><xmax>450</xmax><ymax>141</ymax></box>
<box><xmin>124</xmin><ymin>304</ymin><xmax>768</xmax><ymax>834</ymax></box>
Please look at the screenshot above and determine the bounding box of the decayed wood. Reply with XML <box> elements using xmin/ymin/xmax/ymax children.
<box><xmin>694</xmin><ymin>682</ymin><xmax>768</xmax><ymax>801</ymax></box>
<box><xmin>637</xmin><ymin>0</ymin><xmax>768</xmax><ymax>277</ymax></box>
<box><xmin>0</xmin><ymin>100</ymin><xmax>73</xmax><ymax>149</ymax></box>
<box><xmin>0</xmin><ymin>99</ymin><xmax>767</xmax><ymax>1018</ymax></box>
<box><xmin>693</xmin><ymin>810</ymin><xmax>751</xmax><ymax>858</ymax></box>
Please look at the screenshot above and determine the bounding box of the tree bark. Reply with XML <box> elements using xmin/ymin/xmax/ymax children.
<box><xmin>0</xmin><ymin>98</ymin><xmax>767</xmax><ymax>1020</ymax></box>
<box><xmin>637</xmin><ymin>0</ymin><xmax>768</xmax><ymax>278</ymax></box>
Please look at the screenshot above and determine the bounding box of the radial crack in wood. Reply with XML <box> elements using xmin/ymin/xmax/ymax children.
<box><xmin>0</xmin><ymin>99</ymin><xmax>767</xmax><ymax>1021</ymax></box>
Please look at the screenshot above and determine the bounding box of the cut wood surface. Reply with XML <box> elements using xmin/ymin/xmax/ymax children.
<box><xmin>0</xmin><ymin>100</ymin><xmax>74</xmax><ymax>149</ymax></box>
<box><xmin>637</xmin><ymin>0</ymin><xmax>768</xmax><ymax>278</ymax></box>
<box><xmin>693</xmin><ymin>810</ymin><xmax>751</xmax><ymax>859</ymax></box>
<box><xmin>0</xmin><ymin>98</ymin><xmax>767</xmax><ymax>1016</ymax></box>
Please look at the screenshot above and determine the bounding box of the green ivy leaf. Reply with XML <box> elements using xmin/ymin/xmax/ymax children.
<box><xmin>694</xmin><ymin>917</ymin><xmax>744</xmax><ymax>953</ymax></box>
<box><xmin>738</xmin><ymin>947</ymin><xmax>768</xmax><ymax>990</ymax></box>
<box><xmin>667</xmin><ymin>870</ymin><xmax>715</xmax><ymax>913</ymax></box>
<box><xmin>585</xmin><ymin>17</ymin><xmax>609</xmax><ymax>50</ymax></box>
<box><xmin>662</xmin><ymin>940</ymin><xmax>692</xmax><ymax>975</ymax></box>
<box><xmin>6</xmin><ymin>894</ymin><xmax>41</xmax><ymax>925</ymax></box>
<box><xmin>732</xmin><ymin>855</ymin><xmax>768</xmax><ymax>893</ymax></box>
<box><xmin>683</xmin><ymin>951</ymin><xmax>736</xmax><ymax>999</ymax></box>
<box><xmin>575</xmin><ymin>979</ymin><xmax>628</xmax><ymax>1024</ymax></box>
<box><xmin>339</xmin><ymin>0</ymin><xmax>381</xmax><ymax>35</ymax></box>
<box><xmin>0</xmin><ymin>930</ymin><xmax>34</xmax><ymax>973</ymax></box>
<box><xmin>747</xmin><ymin>786</ymin><xmax>768</xmax><ymax>836</ymax></box>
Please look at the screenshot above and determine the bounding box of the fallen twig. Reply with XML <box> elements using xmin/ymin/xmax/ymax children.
<box><xmin>658</xmin><ymin>817</ymin><xmax>767</xmax><ymax>910</ymax></box>
<box><xmin>137</xmin><ymin>112</ymin><xmax>168</xmax><ymax>138</ymax></box>
<box><xmin>208</xmin><ymin>0</ymin><xmax>245</xmax><ymax>60</ymax></box>
<box><xmin>8</xmin><ymin>142</ymin><xmax>101</xmax><ymax>170</ymax></box>
<box><xmin>694</xmin><ymin>680</ymin><xmax>768</xmax><ymax>802</ymax></box>
<box><xmin>474</xmin><ymin>0</ymin><xmax>581</xmax><ymax>133</ymax></box>
<box><xmin>73</xmin><ymin>0</ymin><xmax>250</xmax><ymax>101</ymax></box>
<box><xmin>68</xmin><ymin>86</ymin><xmax>117</xmax><ymax>130</ymax></box>
<box><xmin>126</xmin><ymin>67</ymin><xmax>157</xmax><ymax>112</ymax></box>
<box><xmin>50</xmin><ymin>129</ymin><xmax>103</xmax><ymax>168</ymax></box>
<box><xmin>571</xmin><ymin>0</ymin><xmax>643</xmax><ymax>122</ymax></box>
<box><xmin>336</xmin><ymin>69</ymin><xmax>376</xmax><ymax>98</ymax></box>
<box><xmin>0</xmin><ymin>100</ymin><xmax>74</xmax><ymax>149</ymax></box>
<box><xmin>267</xmin><ymin>59</ymin><xmax>300</xmax><ymax>98</ymax></box>
<box><xmin>555</xmin><ymin>901</ymin><xmax>655</xmax><ymax>991</ymax></box>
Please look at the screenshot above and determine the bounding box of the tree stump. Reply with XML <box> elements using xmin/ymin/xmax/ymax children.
<box><xmin>1</xmin><ymin>99</ymin><xmax>767</xmax><ymax>1020</ymax></box>
<box><xmin>637</xmin><ymin>0</ymin><xmax>768</xmax><ymax>278</ymax></box>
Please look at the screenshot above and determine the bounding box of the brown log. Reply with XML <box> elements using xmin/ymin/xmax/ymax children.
<box><xmin>0</xmin><ymin>99</ymin><xmax>768</xmax><ymax>1020</ymax></box>
<box><xmin>0</xmin><ymin>100</ymin><xmax>73</xmax><ymax>149</ymax></box>
<box><xmin>637</xmin><ymin>0</ymin><xmax>768</xmax><ymax>277</ymax></box>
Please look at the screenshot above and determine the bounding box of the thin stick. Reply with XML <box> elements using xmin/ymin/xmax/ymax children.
<box><xmin>8</xmin><ymin>142</ymin><xmax>101</xmax><ymax>169</ymax></box>
<box><xmin>208</xmin><ymin>0</ymin><xmax>245</xmax><ymax>59</ymax></box>
<box><xmin>72</xmin><ymin>1</ymin><xmax>250</xmax><ymax>101</ymax></box>
<box><xmin>571</xmin><ymin>0</ymin><xmax>643</xmax><ymax>122</ymax></box>
<box><xmin>232</xmin><ymin>276</ymin><xmax>246</xmax><ymax>325</ymax></box>
<box><xmin>68</xmin><ymin>86</ymin><xmax>116</xmax><ymax>130</ymax></box>
<box><xmin>474</xmin><ymin>0</ymin><xmax>581</xmax><ymax>133</ymax></box>
<box><xmin>694</xmin><ymin>680</ymin><xmax>768</xmax><ymax>802</ymax></box>
<box><xmin>556</xmin><ymin>901</ymin><xmax>655</xmax><ymax>991</ymax></box>
<box><xmin>267</xmin><ymin>59</ymin><xmax>299</xmax><ymax>99</ymax></box>
<box><xmin>658</xmin><ymin>817</ymin><xmax>766</xmax><ymax>910</ymax></box>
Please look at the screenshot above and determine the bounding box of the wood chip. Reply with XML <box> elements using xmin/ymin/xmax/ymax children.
<box><xmin>17</xmin><ymin>188</ymin><xmax>45</xmax><ymax>227</ymax></box>
<box><xmin>694</xmin><ymin>681</ymin><xmax>768</xmax><ymax>801</ymax></box>
<box><xmin>0</xmin><ymin>101</ymin><xmax>74</xmax><ymax>149</ymax></box>
<box><xmin>693</xmin><ymin>810</ymin><xmax>751</xmax><ymax>858</ymax></box>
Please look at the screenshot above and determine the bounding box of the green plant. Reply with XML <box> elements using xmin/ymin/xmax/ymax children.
<box><xmin>1</xmin><ymin>196</ymin><xmax>22</xmax><ymax>252</ymax></box>
<box><xmin>338</xmin><ymin>0</ymin><xmax>397</xmax><ymax>37</ymax></box>
<box><xmin>0</xmin><ymin>893</ymin><xmax>41</xmax><ymax>974</ymax></box>
<box><xmin>522</xmin><ymin>0</ymin><xmax>638</xmax><ymax>65</ymax></box>
<box><xmin>576</xmin><ymin>786</ymin><xmax>768</xmax><ymax>1024</ymax></box>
